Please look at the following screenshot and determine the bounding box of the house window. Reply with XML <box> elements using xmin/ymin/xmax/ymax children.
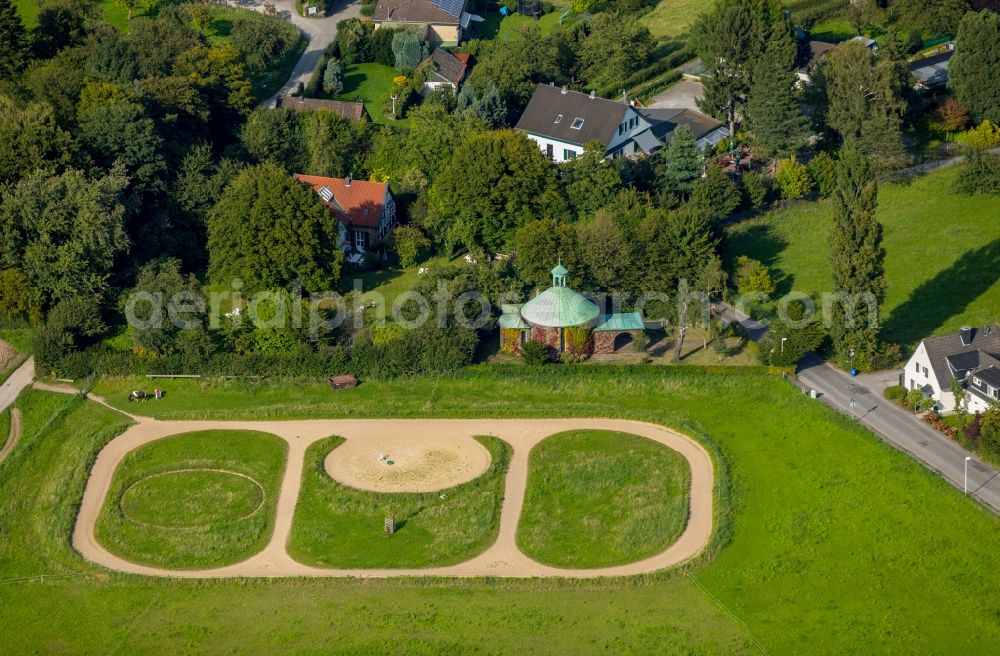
<box><xmin>618</xmin><ymin>122</ymin><xmax>625</xmax><ymax>135</ymax></box>
<box><xmin>363</xmin><ymin>208</ymin><xmax>370</xmax><ymax>216</ymax></box>
<box><xmin>546</xmin><ymin>143</ymin><xmax>554</xmax><ymax>160</ymax></box>
<box><xmin>554</xmin><ymin>114</ymin><xmax>562</xmax><ymax>124</ymax></box>
<box><xmin>571</xmin><ymin>117</ymin><xmax>584</xmax><ymax>129</ymax></box>
<box><xmin>923</xmin><ymin>366</ymin><xmax>928</xmax><ymax>376</ymax></box>
<box><xmin>563</xmin><ymin>149</ymin><xmax>576</xmax><ymax>160</ymax></box>
<box><xmin>353</xmin><ymin>230</ymin><xmax>366</xmax><ymax>250</ymax></box>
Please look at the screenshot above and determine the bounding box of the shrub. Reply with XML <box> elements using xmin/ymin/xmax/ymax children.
<box><xmin>691</xmin><ymin>164</ymin><xmax>741</xmax><ymax>220</ymax></box>
<box><xmin>906</xmin><ymin>389</ymin><xmax>932</xmax><ymax>413</ymax></box>
<box><xmin>884</xmin><ymin>385</ymin><xmax>905</xmax><ymax>401</ymax></box>
<box><xmin>230</xmin><ymin>14</ymin><xmax>300</xmax><ymax>74</ymax></box>
<box><xmin>391</xmin><ymin>31</ymin><xmax>425</xmax><ymax>73</ymax></box>
<box><xmin>323</xmin><ymin>58</ymin><xmax>343</xmax><ymax>95</ymax></box>
<box><xmin>734</xmin><ymin>256</ymin><xmax>775</xmax><ymax>296</ymax></box>
<box><xmin>807</xmin><ymin>151</ymin><xmax>837</xmax><ymax>198</ymax></box>
<box><xmin>956</xmin><ymin>120</ymin><xmax>1000</xmax><ymax>150</ymax></box>
<box><xmin>521</xmin><ymin>340</ymin><xmax>550</xmax><ymax>366</ymax></box>
<box><xmin>390</xmin><ymin>225</ymin><xmax>431</xmax><ymax>268</ymax></box>
<box><xmin>740</xmin><ymin>171</ymin><xmax>771</xmax><ymax>208</ymax></box>
<box><xmin>952</xmin><ymin>149</ymin><xmax>1000</xmax><ymax>195</ymax></box>
<box><xmin>775</xmin><ymin>157</ymin><xmax>814</xmax><ymax>200</ymax></box>
<box><xmin>564</xmin><ymin>326</ymin><xmax>592</xmax><ymax>356</ymax></box>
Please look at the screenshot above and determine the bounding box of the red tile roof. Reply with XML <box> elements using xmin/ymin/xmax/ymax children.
<box><xmin>295</xmin><ymin>174</ymin><xmax>389</xmax><ymax>229</ymax></box>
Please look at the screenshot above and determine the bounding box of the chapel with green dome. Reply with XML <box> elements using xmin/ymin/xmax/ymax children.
<box><xmin>500</xmin><ymin>264</ymin><xmax>646</xmax><ymax>357</ymax></box>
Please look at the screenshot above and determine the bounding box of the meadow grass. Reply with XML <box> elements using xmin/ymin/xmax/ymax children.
<box><xmin>95</xmin><ymin>430</ymin><xmax>288</xmax><ymax>569</ymax></box>
<box><xmin>336</xmin><ymin>63</ymin><xmax>402</xmax><ymax>125</ymax></box>
<box><xmin>0</xmin><ymin>407</ymin><xmax>9</xmax><ymax>447</ymax></box>
<box><xmin>0</xmin><ymin>327</ymin><xmax>32</xmax><ymax>385</ymax></box>
<box><xmin>4</xmin><ymin>368</ymin><xmax>1000</xmax><ymax>653</ymax></box>
<box><xmin>342</xmin><ymin>255</ymin><xmax>453</xmax><ymax>308</ymax></box>
<box><xmin>517</xmin><ymin>430</ymin><xmax>690</xmax><ymax>568</ymax></box>
<box><xmin>724</xmin><ymin>166</ymin><xmax>1000</xmax><ymax>347</ymax></box>
<box><xmin>288</xmin><ymin>435</ymin><xmax>510</xmax><ymax>568</ymax></box>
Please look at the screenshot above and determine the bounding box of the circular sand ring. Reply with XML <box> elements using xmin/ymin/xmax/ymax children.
<box><xmin>324</xmin><ymin>434</ymin><xmax>492</xmax><ymax>493</ymax></box>
<box><xmin>120</xmin><ymin>468</ymin><xmax>266</xmax><ymax>529</ymax></box>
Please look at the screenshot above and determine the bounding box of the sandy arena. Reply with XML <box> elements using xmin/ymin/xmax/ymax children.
<box><xmin>324</xmin><ymin>431</ymin><xmax>492</xmax><ymax>492</ymax></box>
<box><xmin>70</xmin><ymin>406</ymin><xmax>714</xmax><ymax>579</ymax></box>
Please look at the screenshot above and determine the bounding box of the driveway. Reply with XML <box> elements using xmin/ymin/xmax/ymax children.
<box><xmin>226</xmin><ymin>0</ymin><xmax>363</xmax><ymax>106</ymax></box>
<box><xmin>647</xmin><ymin>78</ymin><xmax>704</xmax><ymax>110</ymax></box>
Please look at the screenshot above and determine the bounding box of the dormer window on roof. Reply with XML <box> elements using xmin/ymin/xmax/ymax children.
<box><xmin>571</xmin><ymin>117</ymin><xmax>584</xmax><ymax>129</ymax></box>
<box><xmin>554</xmin><ymin>114</ymin><xmax>562</xmax><ymax>123</ymax></box>
<box><xmin>317</xmin><ymin>186</ymin><xmax>333</xmax><ymax>202</ymax></box>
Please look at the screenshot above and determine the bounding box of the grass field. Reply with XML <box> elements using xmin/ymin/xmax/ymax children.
<box><xmin>288</xmin><ymin>435</ymin><xmax>510</xmax><ymax>568</ymax></box>
<box><xmin>0</xmin><ymin>407</ymin><xmax>9</xmax><ymax>447</ymax></box>
<box><xmin>517</xmin><ymin>430</ymin><xmax>690</xmax><ymax>568</ymax></box>
<box><xmin>724</xmin><ymin>167</ymin><xmax>1000</xmax><ymax>348</ymax></box>
<box><xmin>336</xmin><ymin>63</ymin><xmax>400</xmax><ymax>125</ymax></box>
<box><xmin>95</xmin><ymin>430</ymin><xmax>288</xmax><ymax>569</ymax></box>
<box><xmin>0</xmin><ymin>327</ymin><xmax>31</xmax><ymax>385</ymax></box>
<box><xmin>5</xmin><ymin>367</ymin><xmax>1000</xmax><ymax>653</ymax></box>
<box><xmin>13</xmin><ymin>0</ymin><xmax>144</xmax><ymax>29</ymax></box>
<box><xmin>478</xmin><ymin>10</ymin><xmax>564</xmax><ymax>41</ymax></box>
<box><xmin>342</xmin><ymin>255</ymin><xmax>453</xmax><ymax>308</ymax></box>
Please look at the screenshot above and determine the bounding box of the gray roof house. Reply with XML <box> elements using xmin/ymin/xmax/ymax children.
<box><xmin>908</xmin><ymin>50</ymin><xmax>953</xmax><ymax>89</ymax></box>
<box><xmin>905</xmin><ymin>325</ymin><xmax>1000</xmax><ymax>413</ymax></box>
<box><xmin>515</xmin><ymin>83</ymin><xmax>725</xmax><ymax>163</ymax></box>
<box><xmin>421</xmin><ymin>48</ymin><xmax>470</xmax><ymax>91</ymax></box>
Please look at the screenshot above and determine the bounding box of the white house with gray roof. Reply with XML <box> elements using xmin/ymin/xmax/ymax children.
<box><xmin>514</xmin><ymin>83</ymin><xmax>725</xmax><ymax>163</ymax></box>
<box><xmin>905</xmin><ymin>325</ymin><xmax>1000</xmax><ymax>413</ymax></box>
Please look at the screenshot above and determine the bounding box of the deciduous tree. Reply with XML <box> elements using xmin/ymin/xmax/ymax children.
<box><xmin>207</xmin><ymin>162</ymin><xmax>343</xmax><ymax>291</ymax></box>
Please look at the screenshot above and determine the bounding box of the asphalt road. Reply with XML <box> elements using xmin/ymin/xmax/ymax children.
<box><xmin>225</xmin><ymin>0</ymin><xmax>362</xmax><ymax>106</ymax></box>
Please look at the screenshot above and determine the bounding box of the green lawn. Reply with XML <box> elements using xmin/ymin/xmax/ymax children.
<box><xmin>0</xmin><ymin>327</ymin><xmax>32</xmax><ymax>385</ymax></box>
<box><xmin>288</xmin><ymin>435</ymin><xmax>510</xmax><ymax>568</ymax></box>
<box><xmin>14</xmin><ymin>0</ymin><xmax>169</xmax><ymax>30</ymax></box>
<box><xmin>95</xmin><ymin>429</ymin><xmax>288</xmax><ymax>569</ymax></box>
<box><xmin>335</xmin><ymin>63</ymin><xmax>400</xmax><ymax>125</ymax></box>
<box><xmin>342</xmin><ymin>255</ymin><xmax>452</xmax><ymax>308</ymax></box>
<box><xmin>6</xmin><ymin>367</ymin><xmax>1000</xmax><ymax>653</ymax></box>
<box><xmin>0</xmin><ymin>407</ymin><xmax>9</xmax><ymax>447</ymax></box>
<box><xmin>479</xmin><ymin>10</ymin><xmax>564</xmax><ymax>41</ymax></box>
<box><xmin>517</xmin><ymin>430</ymin><xmax>690</xmax><ymax>568</ymax></box>
<box><xmin>724</xmin><ymin>166</ymin><xmax>1000</xmax><ymax>347</ymax></box>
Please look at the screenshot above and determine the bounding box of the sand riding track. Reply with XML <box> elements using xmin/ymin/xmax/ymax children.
<box><xmin>74</xmin><ymin>416</ymin><xmax>714</xmax><ymax>579</ymax></box>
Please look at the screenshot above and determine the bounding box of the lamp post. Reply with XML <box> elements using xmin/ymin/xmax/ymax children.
<box><xmin>849</xmin><ymin>348</ymin><xmax>856</xmax><ymax>377</ymax></box>
<box><xmin>965</xmin><ymin>456</ymin><xmax>972</xmax><ymax>495</ymax></box>
<box><xmin>781</xmin><ymin>337</ymin><xmax>788</xmax><ymax>353</ymax></box>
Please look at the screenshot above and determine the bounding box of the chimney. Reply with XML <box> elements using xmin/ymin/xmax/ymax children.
<box><xmin>589</xmin><ymin>90</ymin><xmax>595</xmax><ymax>100</ymax></box>
<box><xmin>345</xmin><ymin>173</ymin><xmax>352</xmax><ymax>188</ymax></box>
<box><xmin>960</xmin><ymin>326</ymin><xmax>974</xmax><ymax>346</ymax></box>
<box><xmin>561</xmin><ymin>85</ymin><xmax>568</xmax><ymax>95</ymax></box>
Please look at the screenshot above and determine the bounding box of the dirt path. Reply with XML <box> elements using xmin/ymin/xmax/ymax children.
<box><xmin>0</xmin><ymin>407</ymin><xmax>21</xmax><ymax>463</ymax></box>
<box><xmin>0</xmin><ymin>357</ymin><xmax>33</xmax><ymax>414</ymax></box>
<box><xmin>73</xmin><ymin>417</ymin><xmax>714</xmax><ymax>579</ymax></box>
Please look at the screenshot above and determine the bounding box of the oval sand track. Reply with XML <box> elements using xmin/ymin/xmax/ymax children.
<box><xmin>73</xmin><ymin>417</ymin><xmax>714</xmax><ymax>579</ymax></box>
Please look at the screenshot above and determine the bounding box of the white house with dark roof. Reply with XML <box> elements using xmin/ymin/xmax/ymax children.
<box><xmin>372</xmin><ymin>0</ymin><xmax>471</xmax><ymax>45</ymax></box>
<box><xmin>514</xmin><ymin>83</ymin><xmax>725</xmax><ymax>163</ymax></box>
<box><xmin>905</xmin><ymin>325</ymin><xmax>1000</xmax><ymax>413</ymax></box>
<box><xmin>515</xmin><ymin>84</ymin><xmax>652</xmax><ymax>162</ymax></box>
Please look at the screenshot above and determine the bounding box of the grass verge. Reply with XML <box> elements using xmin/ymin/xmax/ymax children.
<box><xmin>288</xmin><ymin>435</ymin><xmax>510</xmax><ymax>568</ymax></box>
<box><xmin>517</xmin><ymin>430</ymin><xmax>690</xmax><ymax>568</ymax></box>
<box><xmin>95</xmin><ymin>429</ymin><xmax>288</xmax><ymax>569</ymax></box>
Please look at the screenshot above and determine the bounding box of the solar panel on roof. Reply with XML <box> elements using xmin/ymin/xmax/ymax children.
<box><xmin>429</xmin><ymin>0</ymin><xmax>465</xmax><ymax>17</ymax></box>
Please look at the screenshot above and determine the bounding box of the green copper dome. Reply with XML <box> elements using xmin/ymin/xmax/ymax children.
<box><xmin>520</xmin><ymin>265</ymin><xmax>599</xmax><ymax>328</ymax></box>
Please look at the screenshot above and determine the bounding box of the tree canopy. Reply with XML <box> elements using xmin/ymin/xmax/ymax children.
<box><xmin>208</xmin><ymin>163</ymin><xmax>344</xmax><ymax>291</ymax></box>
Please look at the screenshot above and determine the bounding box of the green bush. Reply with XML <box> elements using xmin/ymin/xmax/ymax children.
<box><xmin>953</xmin><ymin>149</ymin><xmax>1000</xmax><ymax>195</ymax></box>
<box><xmin>521</xmin><ymin>340</ymin><xmax>551</xmax><ymax>366</ymax></box>
<box><xmin>884</xmin><ymin>385</ymin><xmax>906</xmax><ymax>401</ymax></box>
<box><xmin>807</xmin><ymin>151</ymin><xmax>838</xmax><ymax>197</ymax></box>
<box><xmin>775</xmin><ymin>157</ymin><xmax>814</xmax><ymax>200</ymax></box>
<box><xmin>740</xmin><ymin>171</ymin><xmax>771</xmax><ymax>208</ymax></box>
